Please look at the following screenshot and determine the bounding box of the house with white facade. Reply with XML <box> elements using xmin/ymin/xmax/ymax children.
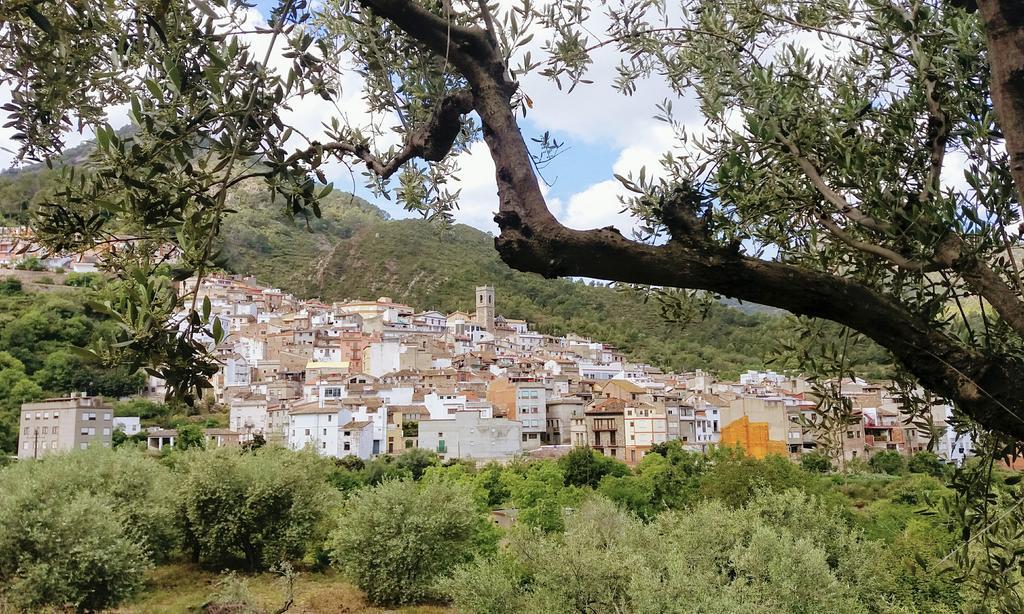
<box><xmin>229</xmin><ymin>393</ymin><xmax>269</xmax><ymax>435</ymax></box>
<box><xmin>419</xmin><ymin>411</ymin><xmax>522</xmax><ymax>461</ymax></box>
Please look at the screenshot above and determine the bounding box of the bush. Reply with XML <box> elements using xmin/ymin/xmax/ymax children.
<box><xmin>177</xmin><ymin>447</ymin><xmax>337</xmax><ymax>570</ymax></box>
<box><xmin>559</xmin><ymin>446</ymin><xmax>629</xmax><ymax>488</ymax></box>
<box><xmin>64</xmin><ymin>272</ymin><xmax>105</xmax><ymax>289</ymax></box>
<box><xmin>176</xmin><ymin>423</ymin><xmax>206</xmax><ymax>450</ymax></box>
<box><xmin>329</xmin><ymin>479</ymin><xmax>494</xmax><ymax>606</ymax></box>
<box><xmin>0</xmin><ymin>277</ymin><xmax>21</xmax><ymax>295</ymax></box>
<box><xmin>908</xmin><ymin>451</ymin><xmax>947</xmax><ymax>478</ymax></box>
<box><xmin>14</xmin><ymin>256</ymin><xmax>44</xmax><ymax>271</ymax></box>
<box><xmin>801</xmin><ymin>451</ymin><xmax>833</xmax><ymax>473</ymax></box>
<box><xmin>869</xmin><ymin>450</ymin><xmax>906</xmax><ymax>475</ymax></box>
<box><xmin>0</xmin><ymin>492</ymin><xmax>150</xmax><ymax>610</ymax></box>
<box><xmin>0</xmin><ymin>447</ymin><xmax>178</xmax><ymax>609</ymax></box>
<box><xmin>700</xmin><ymin>450</ymin><xmax>813</xmax><ymax>508</ymax></box>
<box><xmin>393</xmin><ymin>447</ymin><xmax>439</xmax><ymax>480</ymax></box>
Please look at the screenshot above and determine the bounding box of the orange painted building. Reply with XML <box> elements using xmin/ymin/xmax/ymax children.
<box><xmin>720</xmin><ymin>415</ymin><xmax>788</xmax><ymax>459</ymax></box>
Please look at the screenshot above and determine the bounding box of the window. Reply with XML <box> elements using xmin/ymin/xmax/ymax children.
<box><xmin>323</xmin><ymin>428</ymin><xmax>327</xmax><ymax>436</ymax></box>
<box><xmin>343</xmin><ymin>431</ymin><xmax>350</xmax><ymax>437</ymax></box>
<box><xmin>41</xmin><ymin>427</ymin><xmax>47</xmax><ymax>435</ymax></box>
<box><xmin>103</xmin><ymin>413</ymin><xmax>111</xmax><ymax>420</ymax></box>
<box><xmin>80</xmin><ymin>443</ymin><xmax>88</xmax><ymax>450</ymax></box>
<box><xmin>328</xmin><ymin>415</ymin><xmax>333</xmax><ymax>422</ymax></box>
<box><xmin>304</xmin><ymin>428</ymin><xmax>310</xmax><ymax>436</ymax></box>
<box><xmin>43</xmin><ymin>412</ymin><xmax>49</xmax><ymax>419</ymax></box>
<box><xmin>343</xmin><ymin>442</ymin><xmax>350</xmax><ymax>451</ymax></box>
<box><xmin>103</xmin><ymin>428</ymin><xmax>110</xmax><ymax>436</ymax></box>
<box><xmin>23</xmin><ymin>442</ymin><xmax>29</xmax><ymax>450</ymax></box>
<box><xmin>322</xmin><ymin>441</ymin><xmax>327</xmax><ymax>449</ymax></box>
<box><xmin>52</xmin><ymin>426</ymin><xmax>58</xmax><ymax>435</ymax></box>
<box><xmin>23</xmin><ymin>427</ymin><xmax>27</xmax><ymax>435</ymax></box>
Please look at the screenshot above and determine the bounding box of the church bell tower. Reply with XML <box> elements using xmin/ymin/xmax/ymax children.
<box><xmin>475</xmin><ymin>285</ymin><xmax>495</xmax><ymax>332</ymax></box>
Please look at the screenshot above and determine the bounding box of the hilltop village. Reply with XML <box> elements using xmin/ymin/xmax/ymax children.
<box><xmin>17</xmin><ymin>275</ymin><xmax>971</xmax><ymax>466</ymax></box>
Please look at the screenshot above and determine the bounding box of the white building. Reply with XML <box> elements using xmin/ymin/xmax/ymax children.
<box><xmin>287</xmin><ymin>403</ymin><xmax>349</xmax><ymax>456</ymax></box>
<box><xmin>339</xmin><ymin>420</ymin><xmax>375</xmax><ymax>459</ymax></box>
<box><xmin>514</xmin><ymin>383</ymin><xmax>547</xmax><ymax>443</ymax></box>
<box><xmin>424</xmin><ymin>392</ymin><xmax>493</xmax><ymax>420</ymax></box>
<box><xmin>418</xmin><ymin>411</ymin><xmax>522</xmax><ymax>461</ymax></box>
<box><xmin>229</xmin><ymin>394</ymin><xmax>269</xmax><ymax>435</ymax></box>
<box><xmin>112</xmin><ymin>416</ymin><xmax>141</xmax><ymax>436</ymax></box>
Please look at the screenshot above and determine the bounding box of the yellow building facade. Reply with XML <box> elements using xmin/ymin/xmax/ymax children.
<box><xmin>720</xmin><ymin>415</ymin><xmax>788</xmax><ymax>459</ymax></box>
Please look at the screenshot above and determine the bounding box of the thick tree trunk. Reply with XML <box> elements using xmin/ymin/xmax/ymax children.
<box><xmin>978</xmin><ymin>0</ymin><xmax>1024</xmax><ymax>200</ymax></box>
<box><xmin>360</xmin><ymin>0</ymin><xmax>1024</xmax><ymax>441</ymax></box>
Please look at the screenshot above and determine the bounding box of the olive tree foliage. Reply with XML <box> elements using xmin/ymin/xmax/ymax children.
<box><xmin>176</xmin><ymin>447</ymin><xmax>338</xmax><ymax>570</ymax></box>
<box><xmin>0</xmin><ymin>448</ymin><xmax>179</xmax><ymax>610</ymax></box>
<box><xmin>328</xmin><ymin>478</ymin><xmax>496</xmax><ymax>606</ymax></box>
<box><xmin>440</xmin><ymin>492</ymin><xmax>953</xmax><ymax>613</ymax></box>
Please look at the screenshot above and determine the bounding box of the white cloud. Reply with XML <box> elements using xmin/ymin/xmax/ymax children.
<box><xmin>560</xmin><ymin>179</ymin><xmax>635</xmax><ymax>231</ymax></box>
<box><xmin>450</xmin><ymin>140</ymin><xmax>500</xmax><ymax>232</ymax></box>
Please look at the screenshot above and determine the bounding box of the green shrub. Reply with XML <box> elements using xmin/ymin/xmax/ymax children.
<box><xmin>0</xmin><ymin>447</ymin><xmax>178</xmax><ymax>609</ymax></box>
<box><xmin>14</xmin><ymin>256</ymin><xmax>44</xmax><ymax>271</ymax></box>
<box><xmin>177</xmin><ymin>447</ymin><xmax>337</xmax><ymax>570</ymax></box>
<box><xmin>442</xmin><ymin>491</ymin><xmax>947</xmax><ymax>613</ymax></box>
<box><xmin>0</xmin><ymin>492</ymin><xmax>150</xmax><ymax>610</ymax></box>
<box><xmin>869</xmin><ymin>450</ymin><xmax>906</xmax><ymax>475</ymax></box>
<box><xmin>175</xmin><ymin>423</ymin><xmax>206</xmax><ymax>450</ymax></box>
<box><xmin>0</xmin><ymin>277</ymin><xmax>21</xmax><ymax>295</ymax></box>
<box><xmin>393</xmin><ymin>447</ymin><xmax>439</xmax><ymax>480</ymax></box>
<box><xmin>64</xmin><ymin>272</ymin><xmax>105</xmax><ymax>289</ymax></box>
<box><xmin>329</xmin><ymin>478</ymin><xmax>494</xmax><ymax>606</ymax></box>
<box><xmin>559</xmin><ymin>446</ymin><xmax>629</xmax><ymax>488</ymax></box>
<box><xmin>801</xmin><ymin>451</ymin><xmax>833</xmax><ymax>473</ymax></box>
<box><xmin>700</xmin><ymin>450</ymin><xmax>814</xmax><ymax>507</ymax></box>
<box><xmin>908</xmin><ymin>451</ymin><xmax>947</xmax><ymax>478</ymax></box>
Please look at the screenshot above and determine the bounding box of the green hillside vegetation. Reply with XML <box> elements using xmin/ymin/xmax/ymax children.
<box><xmin>219</xmin><ymin>188</ymin><xmax>892</xmax><ymax>378</ymax></box>
<box><xmin>0</xmin><ymin>279</ymin><xmax>144</xmax><ymax>455</ymax></box>
<box><xmin>0</xmin><ymin>163</ymin><xmax>892</xmax><ymax>379</ymax></box>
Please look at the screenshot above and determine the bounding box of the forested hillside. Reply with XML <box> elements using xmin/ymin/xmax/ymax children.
<box><xmin>0</xmin><ymin>277</ymin><xmax>143</xmax><ymax>454</ymax></box>
<box><xmin>219</xmin><ymin>187</ymin><xmax>892</xmax><ymax>377</ymax></box>
<box><xmin>0</xmin><ymin>162</ymin><xmax>892</xmax><ymax>380</ymax></box>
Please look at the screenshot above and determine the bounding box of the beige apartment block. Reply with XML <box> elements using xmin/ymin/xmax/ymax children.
<box><xmin>17</xmin><ymin>394</ymin><xmax>113</xmax><ymax>459</ymax></box>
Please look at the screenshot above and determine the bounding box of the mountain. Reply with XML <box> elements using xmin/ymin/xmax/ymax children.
<box><xmin>217</xmin><ymin>187</ymin><xmax>891</xmax><ymax>378</ymax></box>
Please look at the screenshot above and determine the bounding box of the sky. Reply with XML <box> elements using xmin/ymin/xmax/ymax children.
<box><xmin>0</xmin><ymin>1</ymin><xmax>688</xmax><ymax>239</ymax></box>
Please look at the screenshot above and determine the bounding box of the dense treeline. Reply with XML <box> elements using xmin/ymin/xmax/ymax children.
<box><xmin>0</xmin><ymin>278</ymin><xmax>144</xmax><ymax>454</ymax></box>
<box><xmin>220</xmin><ymin>192</ymin><xmax>892</xmax><ymax>378</ymax></box>
<box><xmin>0</xmin><ymin>442</ymin><xmax>982</xmax><ymax>611</ymax></box>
